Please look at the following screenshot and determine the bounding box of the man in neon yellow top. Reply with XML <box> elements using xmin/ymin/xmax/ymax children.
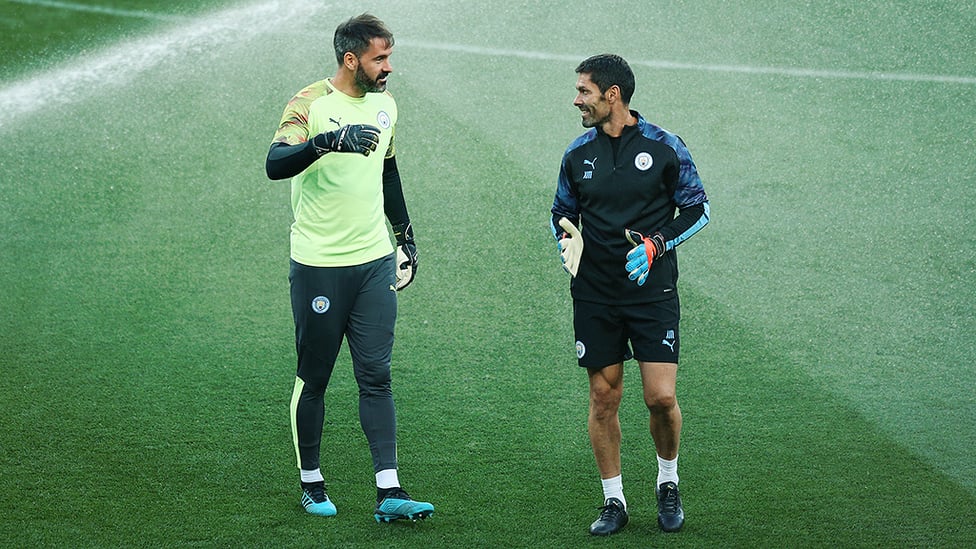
<box><xmin>265</xmin><ymin>13</ymin><xmax>432</xmax><ymax>523</ymax></box>
<box><xmin>275</xmin><ymin>77</ymin><xmax>397</xmax><ymax>266</ymax></box>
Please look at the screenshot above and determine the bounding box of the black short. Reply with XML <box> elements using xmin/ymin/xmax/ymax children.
<box><xmin>572</xmin><ymin>297</ymin><xmax>680</xmax><ymax>369</ymax></box>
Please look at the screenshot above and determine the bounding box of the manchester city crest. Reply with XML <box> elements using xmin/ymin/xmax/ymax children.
<box><xmin>635</xmin><ymin>152</ymin><xmax>653</xmax><ymax>171</ymax></box>
<box><xmin>311</xmin><ymin>296</ymin><xmax>331</xmax><ymax>314</ymax></box>
<box><xmin>576</xmin><ymin>340</ymin><xmax>586</xmax><ymax>359</ymax></box>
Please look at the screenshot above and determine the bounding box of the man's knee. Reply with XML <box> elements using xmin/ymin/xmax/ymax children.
<box><xmin>589</xmin><ymin>386</ymin><xmax>623</xmax><ymax>420</ymax></box>
<box><xmin>355</xmin><ymin>361</ymin><xmax>392</xmax><ymax>394</ymax></box>
<box><xmin>588</xmin><ymin>366</ymin><xmax>624</xmax><ymax>417</ymax></box>
<box><xmin>644</xmin><ymin>391</ymin><xmax>677</xmax><ymax>414</ymax></box>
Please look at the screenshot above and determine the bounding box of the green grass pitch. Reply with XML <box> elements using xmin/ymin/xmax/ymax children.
<box><xmin>1</xmin><ymin>0</ymin><xmax>974</xmax><ymax>546</ymax></box>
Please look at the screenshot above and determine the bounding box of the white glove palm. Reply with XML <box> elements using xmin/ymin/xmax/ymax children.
<box><xmin>557</xmin><ymin>217</ymin><xmax>584</xmax><ymax>277</ymax></box>
<box><xmin>394</xmin><ymin>245</ymin><xmax>415</xmax><ymax>290</ymax></box>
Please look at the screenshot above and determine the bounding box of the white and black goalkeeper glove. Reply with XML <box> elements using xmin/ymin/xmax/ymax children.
<box><xmin>556</xmin><ymin>217</ymin><xmax>583</xmax><ymax>277</ymax></box>
<box><xmin>392</xmin><ymin>222</ymin><xmax>417</xmax><ymax>291</ymax></box>
<box><xmin>312</xmin><ymin>124</ymin><xmax>381</xmax><ymax>156</ymax></box>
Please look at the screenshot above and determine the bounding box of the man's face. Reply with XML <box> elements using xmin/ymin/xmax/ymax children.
<box><xmin>354</xmin><ymin>37</ymin><xmax>394</xmax><ymax>93</ymax></box>
<box><xmin>573</xmin><ymin>73</ymin><xmax>610</xmax><ymax>128</ymax></box>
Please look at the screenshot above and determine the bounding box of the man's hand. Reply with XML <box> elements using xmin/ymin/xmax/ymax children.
<box><xmin>392</xmin><ymin>222</ymin><xmax>417</xmax><ymax>290</ymax></box>
<box><xmin>557</xmin><ymin>217</ymin><xmax>583</xmax><ymax>277</ymax></box>
<box><xmin>624</xmin><ymin>228</ymin><xmax>665</xmax><ymax>286</ymax></box>
<box><xmin>313</xmin><ymin>124</ymin><xmax>381</xmax><ymax>156</ymax></box>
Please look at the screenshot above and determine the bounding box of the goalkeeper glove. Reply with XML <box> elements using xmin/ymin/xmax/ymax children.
<box><xmin>556</xmin><ymin>217</ymin><xmax>583</xmax><ymax>277</ymax></box>
<box><xmin>312</xmin><ymin>124</ymin><xmax>381</xmax><ymax>156</ymax></box>
<box><xmin>624</xmin><ymin>228</ymin><xmax>666</xmax><ymax>286</ymax></box>
<box><xmin>392</xmin><ymin>222</ymin><xmax>417</xmax><ymax>290</ymax></box>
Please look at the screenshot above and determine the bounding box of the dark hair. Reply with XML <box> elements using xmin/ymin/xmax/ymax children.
<box><xmin>575</xmin><ymin>54</ymin><xmax>635</xmax><ymax>104</ymax></box>
<box><xmin>333</xmin><ymin>13</ymin><xmax>394</xmax><ymax>65</ymax></box>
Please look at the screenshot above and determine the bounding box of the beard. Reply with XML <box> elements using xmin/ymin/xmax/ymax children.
<box><xmin>580</xmin><ymin>107</ymin><xmax>609</xmax><ymax>129</ymax></box>
<box><xmin>355</xmin><ymin>65</ymin><xmax>388</xmax><ymax>93</ymax></box>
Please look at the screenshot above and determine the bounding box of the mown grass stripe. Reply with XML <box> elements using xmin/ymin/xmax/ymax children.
<box><xmin>3</xmin><ymin>0</ymin><xmax>187</xmax><ymax>21</ymax></box>
<box><xmin>398</xmin><ymin>39</ymin><xmax>976</xmax><ymax>85</ymax></box>
<box><xmin>0</xmin><ymin>0</ymin><xmax>334</xmax><ymax>130</ymax></box>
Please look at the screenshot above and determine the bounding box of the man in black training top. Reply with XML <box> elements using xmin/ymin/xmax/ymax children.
<box><xmin>551</xmin><ymin>53</ymin><xmax>710</xmax><ymax>536</ymax></box>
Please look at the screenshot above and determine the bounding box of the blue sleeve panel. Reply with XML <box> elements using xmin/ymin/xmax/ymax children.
<box><xmin>639</xmin><ymin>121</ymin><xmax>710</xmax><ymax>252</ymax></box>
<box><xmin>661</xmin><ymin>201</ymin><xmax>709</xmax><ymax>253</ymax></box>
<box><xmin>550</xmin><ymin>130</ymin><xmax>596</xmax><ymax>240</ymax></box>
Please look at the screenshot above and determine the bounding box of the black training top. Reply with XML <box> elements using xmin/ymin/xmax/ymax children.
<box><xmin>551</xmin><ymin>111</ymin><xmax>710</xmax><ymax>305</ymax></box>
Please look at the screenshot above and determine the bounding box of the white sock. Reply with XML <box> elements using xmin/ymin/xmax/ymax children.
<box><xmin>300</xmin><ymin>468</ymin><xmax>324</xmax><ymax>484</ymax></box>
<box><xmin>601</xmin><ymin>475</ymin><xmax>626</xmax><ymax>508</ymax></box>
<box><xmin>376</xmin><ymin>468</ymin><xmax>400</xmax><ymax>489</ymax></box>
<box><xmin>657</xmin><ymin>454</ymin><xmax>679</xmax><ymax>487</ymax></box>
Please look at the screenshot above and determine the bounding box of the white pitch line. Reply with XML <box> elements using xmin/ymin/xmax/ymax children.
<box><xmin>0</xmin><ymin>0</ymin><xmax>333</xmax><ymax>130</ymax></box>
<box><xmin>397</xmin><ymin>39</ymin><xmax>976</xmax><ymax>86</ymax></box>
<box><xmin>2</xmin><ymin>3</ymin><xmax>972</xmax><ymax>132</ymax></box>
<box><xmin>2</xmin><ymin>0</ymin><xmax>187</xmax><ymax>21</ymax></box>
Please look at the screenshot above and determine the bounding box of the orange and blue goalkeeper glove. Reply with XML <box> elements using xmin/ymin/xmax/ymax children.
<box><xmin>624</xmin><ymin>228</ymin><xmax>666</xmax><ymax>286</ymax></box>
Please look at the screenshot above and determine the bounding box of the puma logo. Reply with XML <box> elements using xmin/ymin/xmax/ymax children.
<box><xmin>662</xmin><ymin>329</ymin><xmax>676</xmax><ymax>352</ymax></box>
